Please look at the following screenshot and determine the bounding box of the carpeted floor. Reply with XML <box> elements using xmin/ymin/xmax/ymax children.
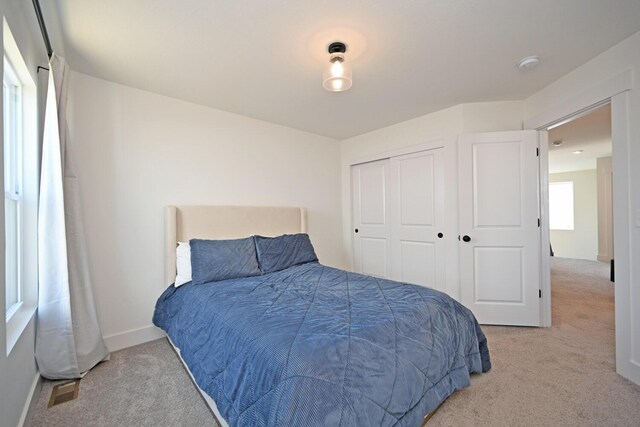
<box><xmin>30</xmin><ymin>257</ymin><xmax>640</xmax><ymax>426</ymax></box>
<box><xmin>429</xmin><ymin>257</ymin><xmax>640</xmax><ymax>426</ymax></box>
<box><xmin>30</xmin><ymin>338</ymin><xmax>217</xmax><ymax>427</ymax></box>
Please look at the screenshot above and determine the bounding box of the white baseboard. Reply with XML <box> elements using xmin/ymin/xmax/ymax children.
<box><xmin>18</xmin><ymin>373</ymin><xmax>41</xmax><ymax>427</ymax></box>
<box><xmin>103</xmin><ymin>325</ymin><xmax>166</xmax><ymax>352</ymax></box>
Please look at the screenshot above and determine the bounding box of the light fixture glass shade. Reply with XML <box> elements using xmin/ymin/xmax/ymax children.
<box><xmin>323</xmin><ymin>54</ymin><xmax>352</xmax><ymax>92</ymax></box>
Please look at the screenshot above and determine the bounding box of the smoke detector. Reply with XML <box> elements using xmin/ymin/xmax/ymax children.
<box><xmin>518</xmin><ymin>56</ymin><xmax>540</xmax><ymax>71</ymax></box>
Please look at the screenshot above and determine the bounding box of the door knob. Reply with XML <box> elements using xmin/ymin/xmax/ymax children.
<box><xmin>462</xmin><ymin>235</ymin><xmax>471</xmax><ymax>242</ymax></box>
<box><xmin>437</xmin><ymin>232</ymin><xmax>443</xmax><ymax>238</ymax></box>
<box><xmin>354</xmin><ymin>229</ymin><xmax>359</xmax><ymax>233</ymax></box>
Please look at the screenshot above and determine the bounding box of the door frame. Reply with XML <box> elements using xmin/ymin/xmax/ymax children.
<box><xmin>525</xmin><ymin>70</ymin><xmax>634</xmax><ymax>382</ymax></box>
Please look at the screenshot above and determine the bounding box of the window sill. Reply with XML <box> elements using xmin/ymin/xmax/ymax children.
<box><xmin>6</xmin><ymin>303</ymin><xmax>36</xmax><ymax>356</ymax></box>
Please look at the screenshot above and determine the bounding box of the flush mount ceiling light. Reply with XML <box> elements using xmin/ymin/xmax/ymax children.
<box><xmin>518</xmin><ymin>55</ymin><xmax>540</xmax><ymax>71</ymax></box>
<box><xmin>573</xmin><ymin>150</ymin><xmax>584</xmax><ymax>154</ymax></box>
<box><xmin>323</xmin><ymin>42</ymin><xmax>352</xmax><ymax>92</ymax></box>
<box><xmin>552</xmin><ymin>140</ymin><xmax>564</xmax><ymax>146</ymax></box>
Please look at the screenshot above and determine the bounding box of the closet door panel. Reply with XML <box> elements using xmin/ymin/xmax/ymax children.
<box><xmin>399</xmin><ymin>156</ymin><xmax>435</xmax><ymax>226</ymax></box>
<box><xmin>352</xmin><ymin>159</ymin><xmax>391</xmax><ymax>278</ymax></box>
<box><xmin>390</xmin><ymin>148</ymin><xmax>445</xmax><ymax>291</ymax></box>
<box><xmin>400</xmin><ymin>241</ymin><xmax>436</xmax><ymax>286</ymax></box>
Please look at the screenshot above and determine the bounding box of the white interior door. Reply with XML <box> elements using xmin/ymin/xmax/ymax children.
<box><xmin>459</xmin><ymin>130</ymin><xmax>541</xmax><ymax>326</ymax></box>
<box><xmin>389</xmin><ymin>149</ymin><xmax>445</xmax><ymax>291</ymax></box>
<box><xmin>352</xmin><ymin>159</ymin><xmax>391</xmax><ymax>278</ymax></box>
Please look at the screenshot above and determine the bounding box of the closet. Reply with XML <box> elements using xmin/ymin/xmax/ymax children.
<box><xmin>351</xmin><ymin>148</ymin><xmax>446</xmax><ymax>292</ymax></box>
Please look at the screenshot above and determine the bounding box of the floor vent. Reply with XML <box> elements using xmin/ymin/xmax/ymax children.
<box><xmin>48</xmin><ymin>380</ymin><xmax>80</xmax><ymax>408</ymax></box>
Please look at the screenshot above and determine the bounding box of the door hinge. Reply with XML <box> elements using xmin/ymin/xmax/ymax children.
<box><xmin>537</xmin><ymin>218</ymin><xmax>540</xmax><ymax>227</ymax></box>
<box><xmin>539</xmin><ymin>289</ymin><xmax>542</xmax><ymax>298</ymax></box>
<box><xmin>536</xmin><ymin>147</ymin><xmax>539</xmax><ymax>156</ymax></box>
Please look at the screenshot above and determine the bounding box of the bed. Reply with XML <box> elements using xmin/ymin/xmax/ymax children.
<box><xmin>153</xmin><ymin>205</ymin><xmax>490</xmax><ymax>426</ymax></box>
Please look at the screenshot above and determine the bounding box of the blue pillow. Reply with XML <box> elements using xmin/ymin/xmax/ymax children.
<box><xmin>254</xmin><ymin>233</ymin><xmax>318</xmax><ymax>274</ymax></box>
<box><xmin>189</xmin><ymin>237</ymin><xmax>261</xmax><ymax>285</ymax></box>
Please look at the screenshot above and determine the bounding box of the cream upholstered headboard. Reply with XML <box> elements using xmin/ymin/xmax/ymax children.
<box><xmin>165</xmin><ymin>205</ymin><xmax>307</xmax><ymax>285</ymax></box>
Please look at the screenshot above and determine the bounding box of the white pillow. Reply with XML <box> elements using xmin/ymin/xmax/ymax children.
<box><xmin>175</xmin><ymin>241</ymin><xmax>192</xmax><ymax>287</ymax></box>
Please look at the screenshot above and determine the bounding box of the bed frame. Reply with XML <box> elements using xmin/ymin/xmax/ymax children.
<box><xmin>164</xmin><ymin>205</ymin><xmax>308</xmax><ymax>425</ymax></box>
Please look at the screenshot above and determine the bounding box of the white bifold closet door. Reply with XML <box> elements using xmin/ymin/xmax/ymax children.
<box><xmin>352</xmin><ymin>148</ymin><xmax>446</xmax><ymax>292</ymax></box>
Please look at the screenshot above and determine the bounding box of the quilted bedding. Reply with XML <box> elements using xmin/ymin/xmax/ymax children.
<box><xmin>153</xmin><ymin>262</ymin><xmax>490</xmax><ymax>426</ymax></box>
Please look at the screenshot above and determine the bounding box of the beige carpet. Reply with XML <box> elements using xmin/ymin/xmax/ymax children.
<box><xmin>429</xmin><ymin>257</ymin><xmax>640</xmax><ymax>426</ymax></box>
<box><xmin>30</xmin><ymin>339</ymin><xmax>218</xmax><ymax>427</ymax></box>
<box><xmin>31</xmin><ymin>258</ymin><xmax>640</xmax><ymax>426</ymax></box>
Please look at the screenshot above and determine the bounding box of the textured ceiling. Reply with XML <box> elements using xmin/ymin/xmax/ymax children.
<box><xmin>41</xmin><ymin>0</ymin><xmax>640</xmax><ymax>139</ymax></box>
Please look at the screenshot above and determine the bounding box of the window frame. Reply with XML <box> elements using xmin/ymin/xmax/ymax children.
<box><xmin>3</xmin><ymin>17</ymin><xmax>39</xmax><ymax>355</ymax></box>
<box><xmin>4</xmin><ymin>54</ymin><xmax>24</xmax><ymax>321</ymax></box>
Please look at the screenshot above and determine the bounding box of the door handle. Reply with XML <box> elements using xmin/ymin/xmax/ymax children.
<box><xmin>462</xmin><ymin>235</ymin><xmax>471</xmax><ymax>242</ymax></box>
<box><xmin>437</xmin><ymin>232</ymin><xmax>444</xmax><ymax>238</ymax></box>
<box><xmin>354</xmin><ymin>229</ymin><xmax>359</xmax><ymax>233</ymax></box>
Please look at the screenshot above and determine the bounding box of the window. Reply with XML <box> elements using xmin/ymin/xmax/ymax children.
<box><xmin>4</xmin><ymin>17</ymin><xmax>38</xmax><ymax>354</ymax></box>
<box><xmin>3</xmin><ymin>55</ymin><xmax>22</xmax><ymax>319</ymax></box>
<box><xmin>549</xmin><ymin>181</ymin><xmax>574</xmax><ymax>230</ymax></box>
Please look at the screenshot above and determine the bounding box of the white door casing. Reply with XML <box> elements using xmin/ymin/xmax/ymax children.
<box><xmin>352</xmin><ymin>159</ymin><xmax>391</xmax><ymax>278</ymax></box>
<box><xmin>526</xmin><ymin>71</ymin><xmax>638</xmax><ymax>386</ymax></box>
<box><xmin>459</xmin><ymin>130</ymin><xmax>541</xmax><ymax>326</ymax></box>
<box><xmin>389</xmin><ymin>149</ymin><xmax>446</xmax><ymax>291</ymax></box>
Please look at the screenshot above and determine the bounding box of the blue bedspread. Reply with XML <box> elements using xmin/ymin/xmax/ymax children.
<box><xmin>153</xmin><ymin>262</ymin><xmax>490</xmax><ymax>426</ymax></box>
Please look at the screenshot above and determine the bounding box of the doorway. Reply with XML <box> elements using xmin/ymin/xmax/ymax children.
<box><xmin>547</xmin><ymin>104</ymin><xmax>613</xmax><ymax>265</ymax></box>
<box><xmin>545</xmin><ymin>104</ymin><xmax>614</xmax><ymax>340</ymax></box>
<box><xmin>526</xmin><ymin>71</ymin><xmax>635</xmax><ymax>383</ymax></box>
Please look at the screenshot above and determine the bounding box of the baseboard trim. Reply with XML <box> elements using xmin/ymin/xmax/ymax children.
<box><xmin>19</xmin><ymin>373</ymin><xmax>41</xmax><ymax>427</ymax></box>
<box><xmin>103</xmin><ymin>325</ymin><xmax>166</xmax><ymax>352</ymax></box>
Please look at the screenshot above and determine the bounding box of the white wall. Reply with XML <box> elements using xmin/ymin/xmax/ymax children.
<box><xmin>67</xmin><ymin>72</ymin><xmax>345</xmax><ymax>348</ymax></box>
<box><xmin>549</xmin><ymin>169</ymin><xmax>598</xmax><ymax>260</ymax></box>
<box><xmin>340</xmin><ymin>101</ymin><xmax>523</xmax><ymax>300</ymax></box>
<box><xmin>525</xmin><ymin>30</ymin><xmax>640</xmax><ymax>384</ymax></box>
<box><xmin>597</xmin><ymin>157</ymin><xmax>614</xmax><ymax>262</ymax></box>
<box><xmin>0</xmin><ymin>0</ymin><xmax>48</xmax><ymax>426</ymax></box>
<box><xmin>460</xmin><ymin>101</ymin><xmax>524</xmax><ymax>133</ymax></box>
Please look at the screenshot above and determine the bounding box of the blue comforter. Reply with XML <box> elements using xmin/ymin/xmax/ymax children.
<box><xmin>153</xmin><ymin>262</ymin><xmax>490</xmax><ymax>426</ymax></box>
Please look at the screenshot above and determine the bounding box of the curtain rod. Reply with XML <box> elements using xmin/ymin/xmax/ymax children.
<box><xmin>32</xmin><ymin>0</ymin><xmax>53</xmax><ymax>59</ymax></box>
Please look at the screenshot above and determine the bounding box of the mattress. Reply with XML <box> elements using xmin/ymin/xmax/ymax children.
<box><xmin>153</xmin><ymin>262</ymin><xmax>490</xmax><ymax>426</ymax></box>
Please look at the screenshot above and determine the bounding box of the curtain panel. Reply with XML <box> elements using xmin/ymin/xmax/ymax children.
<box><xmin>36</xmin><ymin>55</ymin><xmax>109</xmax><ymax>379</ymax></box>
